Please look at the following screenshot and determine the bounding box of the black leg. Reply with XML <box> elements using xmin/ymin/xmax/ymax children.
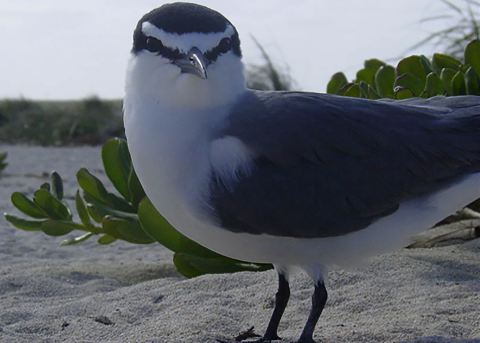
<box><xmin>297</xmin><ymin>282</ymin><xmax>328</xmax><ymax>343</ymax></box>
<box><xmin>261</xmin><ymin>273</ymin><xmax>290</xmax><ymax>341</ymax></box>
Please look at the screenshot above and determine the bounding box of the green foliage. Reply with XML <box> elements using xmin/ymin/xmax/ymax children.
<box><xmin>173</xmin><ymin>253</ymin><xmax>271</xmax><ymax>278</ymax></box>
<box><xmin>5</xmin><ymin>138</ymin><xmax>273</xmax><ymax>278</ymax></box>
<box><xmin>0</xmin><ymin>97</ymin><xmax>124</xmax><ymax>145</ymax></box>
<box><xmin>327</xmin><ymin>39</ymin><xmax>480</xmax><ymax>98</ymax></box>
<box><xmin>0</xmin><ymin>152</ymin><xmax>7</xmax><ymax>176</ymax></box>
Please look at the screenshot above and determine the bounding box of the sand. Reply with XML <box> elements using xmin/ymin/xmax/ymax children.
<box><xmin>0</xmin><ymin>145</ymin><xmax>479</xmax><ymax>343</ymax></box>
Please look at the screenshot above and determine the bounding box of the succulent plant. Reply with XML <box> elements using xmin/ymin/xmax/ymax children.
<box><xmin>4</xmin><ymin>138</ymin><xmax>272</xmax><ymax>277</ymax></box>
<box><xmin>327</xmin><ymin>39</ymin><xmax>480</xmax><ymax>99</ymax></box>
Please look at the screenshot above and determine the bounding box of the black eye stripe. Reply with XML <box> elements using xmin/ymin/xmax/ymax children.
<box><xmin>139</xmin><ymin>35</ymin><xmax>183</xmax><ymax>59</ymax></box>
<box><xmin>146</xmin><ymin>37</ymin><xmax>163</xmax><ymax>52</ymax></box>
<box><xmin>204</xmin><ymin>37</ymin><xmax>233</xmax><ymax>62</ymax></box>
<box><xmin>217</xmin><ymin>37</ymin><xmax>231</xmax><ymax>53</ymax></box>
<box><xmin>135</xmin><ymin>33</ymin><xmax>241</xmax><ymax>62</ymax></box>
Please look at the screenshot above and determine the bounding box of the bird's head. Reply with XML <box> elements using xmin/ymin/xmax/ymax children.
<box><xmin>126</xmin><ymin>3</ymin><xmax>246</xmax><ymax>109</ymax></box>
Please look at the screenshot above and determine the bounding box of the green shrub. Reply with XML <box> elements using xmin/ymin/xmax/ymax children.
<box><xmin>0</xmin><ymin>97</ymin><xmax>124</xmax><ymax>145</ymax></box>
<box><xmin>327</xmin><ymin>39</ymin><xmax>480</xmax><ymax>99</ymax></box>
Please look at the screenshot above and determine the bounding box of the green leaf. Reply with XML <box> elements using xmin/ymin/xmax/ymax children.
<box><xmin>60</xmin><ymin>232</ymin><xmax>95</xmax><ymax>246</ymax></box>
<box><xmin>364</xmin><ymin>59</ymin><xmax>386</xmax><ymax>72</ymax></box>
<box><xmin>432</xmin><ymin>53</ymin><xmax>462</xmax><ymax>75</ymax></box>
<box><xmin>396</xmin><ymin>55</ymin><xmax>427</xmax><ymax>84</ymax></box>
<box><xmin>465</xmin><ymin>66</ymin><xmax>480</xmax><ymax>96</ymax></box>
<box><xmin>64</xmin><ymin>202</ymin><xmax>73</xmax><ymax>221</ymax></box>
<box><xmin>0</xmin><ymin>151</ymin><xmax>7</xmax><ymax>171</ymax></box>
<box><xmin>40</xmin><ymin>183</ymin><xmax>50</xmax><ymax>192</ymax></box>
<box><xmin>50</xmin><ymin>171</ymin><xmax>63</xmax><ymax>200</ymax></box>
<box><xmin>86</xmin><ymin>204</ymin><xmax>104</xmax><ymax>223</ymax></box>
<box><xmin>424</xmin><ymin>72</ymin><xmax>444</xmax><ymax>96</ymax></box>
<box><xmin>77</xmin><ymin>168</ymin><xmax>135</xmax><ymax>213</ymax></box>
<box><xmin>356</xmin><ymin>69</ymin><xmax>376</xmax><ymax>88</ymax></box>
<box><xmin>138</xmin><ymin>197</ymin><xmax>220</xmax><ymax>258</ymax></box>
<box><xmin>75</xmin><ymin>190</ymin><xmax>92</xmax><ymax>226</ymax></box>
<box><xmin>0</xmin><ymin>152</ymin><xmax>8</xmax><ymax>173</ymax></box>
<box><xmin>420</xmin><ymin>55</ymin><xmax>434</xmax><ymax>75</ymax></box>
<box><xmin>394</xmin><ymin>86</ymin><xmax>415</xmax><ymax>100</ymax></box>
<box><xmin>127</xmin><ymin>165</ymin><xmax>146</xmax><ymax>210</ymax></box>
<box><xmin>4</xmin><ymin>214</ymin><xmax>44</xmax><ymax>231</ymax></box>
<box><xmin>327</xmin><ymin>72</ymin><xmax>348</xmax><ymax>94</ymax></box>
<box><xmin>102</xmin><ymin>216</ymin><xmax>155</xmax><ymax>244</ymax></box>
<box><xmin>82</xmin><ymin>192</ymin><xmax>105</xmax><ymax>207</ymax></box>
<box><xmin>375</xmin><ymin>65</ymin><xmax>396</xmax><ymax>98</ymax></box>
<box><xmin>11</xmin><ymin>192</ymin><xmax>47</xmax><ymax>219</ymax></box>
<box><xmin>394</xmin><ymin>73</ymin><xmax>424</xmax><ymax>96</ymax></box>
<box><xmin>173</xmin><ymin>253</ymin><xmax>273</xmax><ymax>278</ymax></box>
<box><xmin>419</xmin><ymin>91</ymin><xmax>430</xmax><ymax>98</ymax></box>
<box><xmin>336</xmin><ymin>83</ymin><xmax>354</xmax><ymax>96</ymax></box>
<box><xmin>87</xmin><ymin>202</ymin><xmax>138</xmax><ymax>221</ymax></box>
<box><xmin>464</xmin><ymin>39</ymin><xmax>480</xmax><ymax>79</ymax></box>
<box><xmin>451</xmin><ymin>71</ymin><xmax>466</xmax><ymax>95</ymax></box>
<box><xmin>76</xmin><ymin>168</ymin><xmax>109</xmax><ymax>204</ymax></box>
<box><xmin>0</xmin><ymin>151</ymin><xmax>8</xmax><ymax>171</ymax></box>
<box><xmin>41</xmin><ymin>219</ymin><xmax>85</xmax><ymax>236</ymax></box>
<box><xmin>173</xmin><ymin>253</ymin><xmax>204</xmax><ymax>278</ymax></box>
<box><xmin>367</xmin><ymin>85</ymin><xmax>381</xmax><ymax>99</ymax></box>
<box><xmin>98</xmin><ymin>234</ymin><xmax>117</xmax><ymax>245</ymax></box>
<box><xmin>343</xmin><ymin>84</ymin><xmax>361</xmax><ymax>98</ymax></box>
<box><xmin>358</xmin><ymin>81</ymin><xmax>369</xmax><ymax>98</ymax></box>
<box><xmin>34</xmin><ymin>189</ymin><xmax>71</xmax><ymax>220</ymax></box>
<box><xmin>440</xmin><ymin>68</ymin><xmax>457</xmax><ymax>95</ymax></box>
<box><xmin>102</xmin><ymin>139</ymin><xmax>132</xmax><ymax>201</ymax></box>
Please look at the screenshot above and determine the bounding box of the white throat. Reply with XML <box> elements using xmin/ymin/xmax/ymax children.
<box><xmin>125</xmin><ymin>55</ymin><xmax>246</xmax><ymax>110</ymax></box>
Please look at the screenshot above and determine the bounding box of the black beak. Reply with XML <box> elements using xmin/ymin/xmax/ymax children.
<box><xmin>173</xmin><ymin>47</ymin><xmax>209</xmax><ymax>79</ymax></box>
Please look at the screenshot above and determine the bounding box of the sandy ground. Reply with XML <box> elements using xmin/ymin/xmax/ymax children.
<box><xmin>0</xmin><ymin>145</ymin><xmax>479</xmax><ymax>343</ymax></box>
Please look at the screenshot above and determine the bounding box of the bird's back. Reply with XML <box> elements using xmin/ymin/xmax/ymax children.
<box><xmin>209</xmin><ymin>92</ymin><xmax>480</xmax><ymax>239</ymax></box>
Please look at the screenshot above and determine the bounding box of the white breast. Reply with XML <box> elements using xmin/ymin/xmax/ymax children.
<box><xmin>126</xmin><ymin>102</ymin><xmax>209</xmax><ymax>219</ymax></box>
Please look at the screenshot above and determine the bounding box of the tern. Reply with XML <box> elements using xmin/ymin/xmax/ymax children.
<box><xmin>123</xmin><ymin>3</ymin><xmax>480</xmax><ymax>342</ymax></box>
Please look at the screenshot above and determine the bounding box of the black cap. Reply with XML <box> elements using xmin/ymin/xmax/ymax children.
<box><xmin>132</xmin><ymin>2</ymin><xmax>242</xmax><ymax>58</ymax></box>
<box><xmin>139</xmin><ymin>2</ymin><xmax>231</xmax><ymax>34</ymax></box>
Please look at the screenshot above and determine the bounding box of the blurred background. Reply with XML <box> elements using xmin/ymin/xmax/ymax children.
<box><xmin>0</xmin><ymin>0</ymin><xmax>478</xmax><ymax>145</ymax></box>
<box><xmin>0</xmin><ymin>0</ymin><xmax>462</xmax><ymax>99</ymax></box>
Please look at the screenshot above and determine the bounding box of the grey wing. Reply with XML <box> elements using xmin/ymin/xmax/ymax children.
<box><xmin>208</xmin><ymin>91</ymin><xmax>480</xmax><ymax>238</ymax></box>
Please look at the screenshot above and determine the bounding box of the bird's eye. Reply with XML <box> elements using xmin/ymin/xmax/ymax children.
<box><xmin>145</xmin><ymin>37</ymin><xmax>163</xmax><ymax>53</ymax></box>
<box><xmin>217</xmin><ymin>37</ymin><xmax>231</xmax><ymax>54</ymax></box>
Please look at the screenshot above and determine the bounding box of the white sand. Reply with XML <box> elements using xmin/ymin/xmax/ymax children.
<box><xmin>0</xmin><ymin>145</ymin><xmax>479</xmax><ymax>343</ymax></box>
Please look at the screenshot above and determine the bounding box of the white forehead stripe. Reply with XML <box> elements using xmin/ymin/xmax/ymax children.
<box><xmin>142</xmin><ymin>22</ymin><xmax>235</xmax><ymax>53</ymax></box>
